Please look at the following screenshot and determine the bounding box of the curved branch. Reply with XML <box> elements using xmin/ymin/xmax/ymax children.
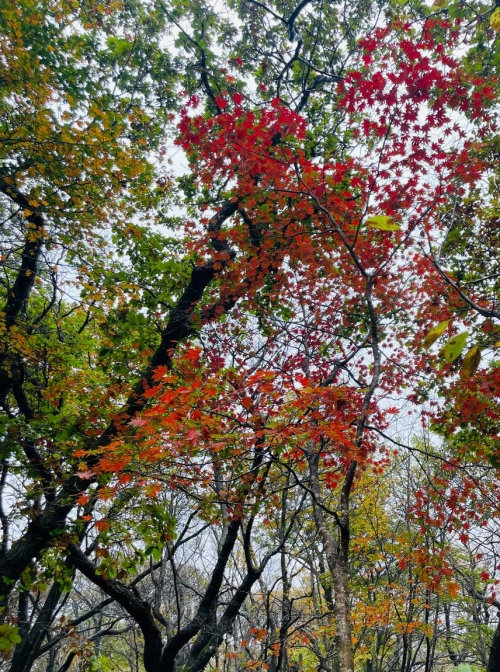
<box><xmin>0</xmin><ymin>198</ymin><xmax>240</xmax><ymax>611</ymax></box>
<box><xmin>0</xmin><ymin>180</ymin><xmax>45</xmax><ymax>407</ymax></box>
<box><xmin>68</xmin><ymin>543</ymin><xmax>163</xmax><ymax>672</ymax></box>
<box><xmin>429</xmin><ymin>253</ymin><xmax>500</xmax><ymax>321</ymax></box>
<box><xmin>0</xmin><ymin>179</ymin><xmax>44</xmax><ymax>329</ymax></box>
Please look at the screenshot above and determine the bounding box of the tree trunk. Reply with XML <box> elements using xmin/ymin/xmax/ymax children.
<box><xmin>331</xmin><ymin>555</ymin><xmax>354</xmax><ymax>672</ymax></box>
<box><xmin>307</xmin><ymin>450</ymin><xmax>355</xmax><ymax>672</ymax></box>
<box><xmin>487</xmin><ymin>616</ymin><xmax>500</xmax><ymax>672</ymax></box>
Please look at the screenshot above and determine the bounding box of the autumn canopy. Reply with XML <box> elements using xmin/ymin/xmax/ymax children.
<box><xmin>1</xmin><ymin>0</ymin><xmax>500</xmax><ymax>670</ymax></box>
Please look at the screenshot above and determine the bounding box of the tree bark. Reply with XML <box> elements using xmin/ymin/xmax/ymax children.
<box><xmin>308</xmin><ymin>450</ymin><xmax>355</xmax><ymax>672</ymax></box>
<box><xmin>487</xmin><ymin>616</ymin><xmax>500</xmax><ymax>672</ymax></box>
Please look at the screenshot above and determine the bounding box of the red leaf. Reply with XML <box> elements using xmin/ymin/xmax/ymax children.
<box><xmin>152</xmin><ymin>365</ymin><xmax>170</xmax><ymax>381</ymax></box>
<box><xmin>186</xmin><ymin>429</ymin><xmax>201</xmax><ymax>443</ymax></box>
<box><xmin>129</xmin><ymin>417</ymin><xmax>147</xmax><ymax>427</ymax></box>
<box><xmin>76</xmin><ymin>470</ymin><xmax>95</xmax><ymax>480</ymax></box>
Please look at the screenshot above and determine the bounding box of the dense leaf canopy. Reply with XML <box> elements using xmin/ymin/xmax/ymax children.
<box><xmin>0</xmin><ymin>0</ymin><xmax>500</xmax><ymax>671</ymax></box>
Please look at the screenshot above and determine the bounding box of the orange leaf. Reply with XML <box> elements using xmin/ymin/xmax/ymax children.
<box><xmin>95</xmin><ymin>520</ymin><xmax>110</xmax><ymax>532</ymax></box>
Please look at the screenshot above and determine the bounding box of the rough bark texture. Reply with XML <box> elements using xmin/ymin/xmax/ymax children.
<box><xmin>308</xmin><ymin>450</ymin><xmax>355</xmax><ymax>672</ymax></box>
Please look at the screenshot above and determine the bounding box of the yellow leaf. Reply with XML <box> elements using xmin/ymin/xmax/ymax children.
<box><xmin>442</xmin><ymin>332</ymin><xmax>468</xmax><ymax>363</ymax></box>
<box><xmin>491</xmin><ymin>7</ymin><xmax>500</xmax><ymax>32</ymax></box>
<box><xmin>366</xmin><ymin>215</ymin><xmax>401</xmax><ymax>231</ymax></box>
<box><xmin>423</xmin><ymin>321</ymin><xmax>448</xmax><ymax>349</ymax></box>
<box><xmin>430</xmin><ymin>0</ymin><xmax>448</xmax><ymax>9</ymax></box>
<box><xmin>461</xmin><ymin>346</ymin><xmax>481</xmax><ymax>378</ymax></box>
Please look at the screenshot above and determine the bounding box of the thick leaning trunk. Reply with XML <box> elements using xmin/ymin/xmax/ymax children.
<box><xmin>0</xmin><ymin>201</ymin><xmax>241</xmax><ymax>614</ymax></box>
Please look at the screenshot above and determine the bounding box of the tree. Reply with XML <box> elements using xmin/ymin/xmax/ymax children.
<box><xmin>1</xmin><ymin>0</ymin><xmax>500</xmax><ymax>670</ymax></box>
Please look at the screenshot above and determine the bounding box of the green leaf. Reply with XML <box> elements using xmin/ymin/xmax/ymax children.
<box><xmin>106</xmin><ymin>36</ymin><xmax>133</xmax><ymax>57</ymax></box>
<box><xmin>151</xmin><ymin>545</ymin><xmax>163</xmax><ymax>562</ymax></box>
<box><xmin>423</xmin><ymin>321</ymin><xmax>449</xmax><ymax>350</ymax></box>
<box><xmin>366</xmin><ymin>215</ymin><xmax>401</xmax><ymax>231</ymax></box>
<box><xmin>0</xmin><ymin>625</ymin><xmax>21</xmax><ymax>654</ymax></box>
<box><xmin>0</xmin><ymin>638</ymin><xmax>12</xmax><ymax>654</ymax></box>
<box><xmin>442</xmin><ymin>332</ymin><xmax>468</xmax><ymax>363</ymax></box>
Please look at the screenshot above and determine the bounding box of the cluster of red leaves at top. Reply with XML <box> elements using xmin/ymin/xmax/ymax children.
<box><xmin>92</xmin><ymin>19</ymin><xmax>499</xmax><ymax>535</ymax></box>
